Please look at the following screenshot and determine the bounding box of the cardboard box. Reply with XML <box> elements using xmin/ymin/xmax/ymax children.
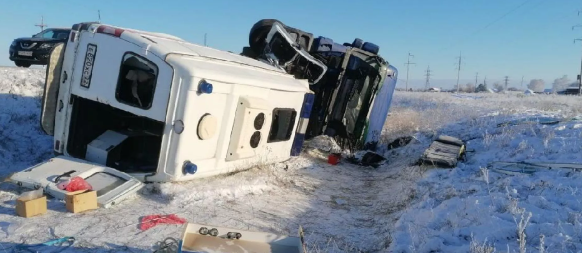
<box><xmin>180</xmin><ymin>223</ymin><xmax>304</xmax><ymax>253</ymax></box>
<box><xmin>65</xmin><ymin>190</ymin><xmax>98</xmax><ymax>213</ymax></box>
<box><xmin>16</xmin><ymin>195</ymin><xmax>47</xmax><ymax>218</ymax></box>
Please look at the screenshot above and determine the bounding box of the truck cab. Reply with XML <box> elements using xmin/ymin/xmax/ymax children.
<box><xmin>242</xmin><ymin>19</ymin><xmax>396</xmax><ymax>150</ymax></box>
<box><xmin>11</xmin><ymin>22</ymin><xmax>313</xmax><ymax>208</ymax></box>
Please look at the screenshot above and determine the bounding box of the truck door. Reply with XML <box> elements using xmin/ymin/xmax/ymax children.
<box><xmin>10</xmin><ymin>156</ymin><xmax>143</xmax><ymax>208</ymax></box>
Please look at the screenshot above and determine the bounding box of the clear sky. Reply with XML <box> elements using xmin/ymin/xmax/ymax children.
<box><xmin>1</xmin><ymin>0</ymin><xmax>580</xmax><ymax>89</ymax></box>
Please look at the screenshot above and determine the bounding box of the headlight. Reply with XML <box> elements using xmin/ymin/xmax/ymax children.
<box><xmin>39</xmin><ymin>43</ymin><xmax>53</xmax><ymax>49</ymax></box>
<box><xmin>10</xmin><ymin>41</ymin><xmax>16</xmax><ymax>47</ymax></box>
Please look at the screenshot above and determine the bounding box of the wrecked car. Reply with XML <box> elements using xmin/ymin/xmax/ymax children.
<box><xmin>10</xmin><ymin>22</ymin><xmax>314</xmax><ymax>207</ymax></box>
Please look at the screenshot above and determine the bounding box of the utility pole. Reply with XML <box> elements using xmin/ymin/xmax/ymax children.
<box><xmin>520</xmin><ymin>76</ymin><xmax>524</xmax><ymax>89</ymax></box>
<box><xmin>573</xmin><ymin>13</ymin><xmax>582</xmax><ymax>95</ymax></box>
<box><xmin>405</xmin><ymin>52</ymin><xmax>415</xmax><ymax>91</ymax></box>
<box><xmin>35</xmin><ymin>16</ymin><xmax>47</xmax><ymax>32</ymax></box>
<box><xmin>98</xmin><ymin>10</ymin><xmax>101</xmax><ymax>23</ymax></box>
<box><xmin>455</xmin><ymin>51</ymin><xmax>463</xmax><ymax>93</ymax></box>
<box><xmin>475</xmin><ymin>72</ymin><xmax>479</xmax><ymax>85</ymax></box>
<box><xmin>504</xmin><ymin>76</ymin><xmax>509</xmax><ymax>90</ymax></box>
<box><xmin>424</xmin><ymin>65</ymin><xmax>431</xmax><ymax>90</ymax></box>
<box><xmin>204</xmin><ymin>33</ymin><xmax>207</xmax><ymax>46</ymax></box>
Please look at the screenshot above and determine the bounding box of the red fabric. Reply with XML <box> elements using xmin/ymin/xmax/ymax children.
<box><xmin>139</xmin><ymin>214</ymin><xmax>187</xmax><ymax>231</ymax></box>
<box><xmin>64</xmin><ymin>177</ymin><xmax>93</xmax><ymax>192</ymax></box>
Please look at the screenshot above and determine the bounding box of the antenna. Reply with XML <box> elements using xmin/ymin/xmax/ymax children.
<box><xmin>35</xmin><ymin>16</ymin><xmax>47</xmax><ymax>32</ymax></box>
<box><xmin>405</xmin><ymin>52</ymin><xmax>416</xmax><ymax>91</ymax></box>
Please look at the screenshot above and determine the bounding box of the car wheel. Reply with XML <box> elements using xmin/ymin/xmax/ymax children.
<box><xmin>20</xmin><ymin>62</ymin><xmax>31</xmax><ymax>68</ymax></box>
<box><xmin>14</xmin><ymin>61</ymin><xmax>22</xmax><ymax>67</ymax></box>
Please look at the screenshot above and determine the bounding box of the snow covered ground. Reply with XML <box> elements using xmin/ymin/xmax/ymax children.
<box><xmin>1</xmin><ymin>67</ymin><xmax>582</xmax><ymax>252</ymax></box>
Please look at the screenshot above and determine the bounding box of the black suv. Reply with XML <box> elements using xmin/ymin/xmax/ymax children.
<box><xmin>9</xmin><ymin>28</ymin><xmax>71</xmax><ymax>68</ymax></box>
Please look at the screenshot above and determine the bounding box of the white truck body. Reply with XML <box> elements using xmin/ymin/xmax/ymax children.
<box><xmin>10</xmin><ymin>22</ymin><xmax>313</xmax><ymax>207</ymax></box>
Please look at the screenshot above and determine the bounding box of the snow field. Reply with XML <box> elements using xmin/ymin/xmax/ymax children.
<box><xmin>2</xmin><ymin>67</ymin><xmax>582</xmax><ymax>252</ymax></box>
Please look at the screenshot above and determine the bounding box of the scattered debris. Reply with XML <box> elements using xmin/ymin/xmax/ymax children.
<box><xmin>65</xmin><ymin>190</ymin><xmax>98</xmax><ymax>213</ymax></box>
<box><xmin>57</xmin><ymin>176</ymin><xmax>93</xmax><ymax>192</ymax></box>
<box><xmin>305</xmin><ymin>135</ymin><xmax>342</xmax><ymax>153</ymax></box>
<box><xmin>328</xmin><ymin>153</ymin><xmax>342</xmax><ymax>165</ymax></box>
<box><xmin>345</xmin><ymin>151</ymin><xmax>387</xmax><ymax>168</ymax></box>
<box><xmin>180</xmin><ymin>223</ymin><xmax>304</xmax><ymax>252</ymax></box>
<box><xmin>487</xmin><ymin>161</ymin><xmax>582</xmax><ymax>175</ymax></box>
<box><xmin>14</xmin><ymin>236</ymin><xmax>75</xmax><ymax>252</ymax></box>
<box><xmin>16</xmin><ymin>189</ymin><xmax>46</xmax><ymax>218</ymax></box>
<box><xmin>497</xmin><ymin>117</ymin><xmax>561</xmax><ymax>127</ymax></box>
<box><xmin>387</xmin><ymin>136</ymin><xmax>414</xmax><ymax>150</ymax></box>
<box><xmin>139</xmin><ymin>214</ymin><xmax>187</xmax><ymax>231</ymax></box>
<box><xmin>153</xmin><ymin>237</ymin><xmax>181</xmax><ymax>253</ymax></box>
<box><xmin>419</xmin><ymin>135</ymin><xmax>466</xmax><ymax>168</ymax></box>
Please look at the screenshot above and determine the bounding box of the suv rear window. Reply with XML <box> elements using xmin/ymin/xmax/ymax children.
<box><xmin>115</xmin><ymin>53</ymin><xmax>158</xmax><ymax>110</ymax></box>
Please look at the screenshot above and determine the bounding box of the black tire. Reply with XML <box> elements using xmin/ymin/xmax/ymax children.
<box><xmin>352</xmin><ymin>38</ymin><xmax>364</xmax><ymax>49</ymax></box>
<box><xmin>249</xmin><ymin>19</ymin><xmax>282</xmax><ymax>55</ymax></box>
<box><xmin>20</xmin><ymin>62</ymin><xmax>31</xmax><ymax>68</ymax></box>
<box><xmin>362</xmin><ymin>42</ymin><xmax>380</xmax><ymax>55</ymax></box>
<box><xmin>248</xmin><ymin>19</ymin><xmax>313</xmax><ymax>54</ymax></box>
<box><xmin>14</xmin><ymin>61</ymin><xmax>22</xmax><ymax>67</ymax></box>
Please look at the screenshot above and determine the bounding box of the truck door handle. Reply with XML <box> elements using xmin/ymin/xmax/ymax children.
<box><xmin>58</xmin><ymin>100</ymin><xmax>64</xmax><ymax>112</ymax></box>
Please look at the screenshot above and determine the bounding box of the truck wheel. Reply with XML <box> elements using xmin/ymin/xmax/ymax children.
<box><xmin>362</xmin><ymin>42</ymin><xmax>380</xmax><ymax>55</ymax></box>
<box><xmin>249</xmin><ymin>19</ymin><xmax>282</xmax><ymax>55</ymax></box>
<box><xmin>352</xmin><ymin>38</ymin><xmax>364</xmax><ymax>49</ymax></box>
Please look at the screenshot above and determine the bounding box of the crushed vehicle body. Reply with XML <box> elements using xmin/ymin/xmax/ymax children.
<box><xmin>10</xmin><ymin>22</ymin><xmax>314</xmax><ymax>206</ymax></box>
<box><xmin>242</xmin><ymin>19</ymin><xmax>397</xmax><ymax>150</ymax></box>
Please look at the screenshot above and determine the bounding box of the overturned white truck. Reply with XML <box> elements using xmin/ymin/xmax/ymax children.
<box><xmin>10</xmin><ymin>22</ymin><xmax>315</xmax><ymax>207</ymax></box>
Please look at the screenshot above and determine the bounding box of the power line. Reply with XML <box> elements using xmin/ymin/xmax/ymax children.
<box><xmin>405</xmin><ymin>52</ymin><xmax>416</xmax><ymax>91</ymax></box>
<box><xmin>425</xmin><ymin>66</ymin><xmax>432</xmax><ymax>90</ymax></box>
<box><xmin>438</xmin><ymin>0</ymin><xmax>535</xmax><ymax>53</ymax></box>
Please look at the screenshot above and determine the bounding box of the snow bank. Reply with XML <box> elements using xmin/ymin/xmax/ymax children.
<box><xmin>387</xmin><ymin>92</ymin><xmax>582</xmax><ymax>252</ymax></box>
<box><xmin>0</xmin><ymin>67</ymin><xmax>52</xmax><ymax>178</ymax></box>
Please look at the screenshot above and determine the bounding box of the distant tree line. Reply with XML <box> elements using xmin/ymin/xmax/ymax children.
<box><xmin>395</xmin><ymin>75</ymin><xmax>579</xmax><ymax>93</ymax></box>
